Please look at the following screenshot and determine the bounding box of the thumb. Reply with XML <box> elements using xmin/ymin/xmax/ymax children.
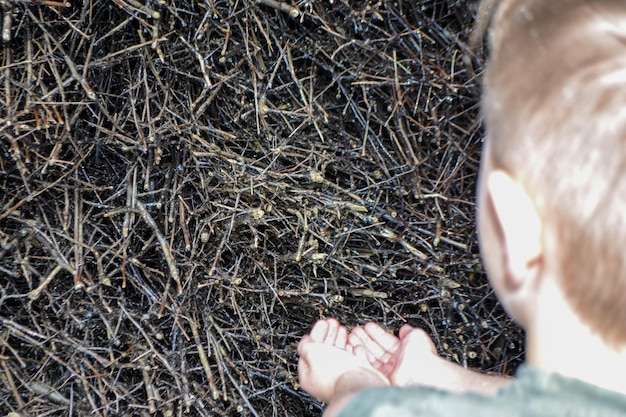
<box><xmin>399</xmin><ymin>326</ymin><xmax>437</xmax><ymax>355</ymax></box>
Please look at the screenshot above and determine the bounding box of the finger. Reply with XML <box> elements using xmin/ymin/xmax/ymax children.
<box><xmin>335</xmin><ymin>325</ymin><xmax>348</xmax><ymax>348</ymax></box>
<box><xmin>347</xmin><ymin>329</ymin><xmax>370</xmax><ymax>361</ymax></box>
<box><xmin>350</xmin><ymin>326</ymin><xmax>387</xmax><ymax>360</ymax></box>
<box><xmin>324</xmin><ymin>318</ymin><xmax>340</xmax><ymax>344</ymax></box>
<box><xmin>297</xmin><ymin>334</ymin><xmax>310</xmax><ymax>355</ymax></box>
<box><xmin>363</xmin><ymin>322</ymin><xmax>400</xmax><ymax>353</ymax></box>
<box><xmin>310</xmin><ymin>319</ymin><xmax>330</xmax><ymax>342</ymax></box>
<box><xmin>297</xmin><ymin>345</ymin><xmax>316</xmax><ymax>396</ymax></box>
<box><xmin>348</xmin><ymin>329</ymin><xmax>371</xmax><ymax>360</ymax></box>
<box><xmin>400</xmin><ymin>326</ymin><xmax>437</xmax><ymax>354</ymax></box>
<box><xmin>297</xmin><ymin>352</ymin><xmax>310</xmax><ymax>374</ymax></box>
<box><xmin>297</xmin><ymin>341</ymin><xmax>314</xmax><ymax>376</ymax></box>
<box><xmin>348</xmin><ymin>328</ymin><xmax>364</xmax><ymax>349</ymax></box>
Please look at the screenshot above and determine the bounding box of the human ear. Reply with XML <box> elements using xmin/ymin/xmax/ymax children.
<box><xmin>486</xmin><ymin>170</ymin><xmax>543</xmax><ymax>288</ymax></box>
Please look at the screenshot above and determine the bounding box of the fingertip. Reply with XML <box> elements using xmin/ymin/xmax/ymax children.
<box><xmin>350</xmin><ymin>325</ymin><xmax>365</xmax><ymax>337</ymax></box>
<box><xmin>310</xmin><ymin>319</ymin><xmax>330</xmax><ymax>341</ymax></box>
<box><xmin>363</xmin><ymin>322</ymin><xmax>385</xmax><ymax>333</ymax></box>
<box><xmin>399</xmin><ymin>324</ymin><xmax>415</xmax><ymax>339</ymax></box>
<box><xmin>401</xmin><ymin>326</ymin><xmax>437</xmax><ymax>353</ymax></box>
<box><xmin>325</xmin><ymin>318</ymin><xmax>342</xmax><ymax>334</ymax></box>
<box><xmin>326</xmin><ymin>317</ymin><xmax>340</xmax><ymax>326</ymax></box>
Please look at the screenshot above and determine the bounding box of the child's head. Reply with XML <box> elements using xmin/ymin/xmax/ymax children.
<box><xmin>479</xmin><ymin>0</ymin><xmax>626</xmax><ymax>346</ymax></box>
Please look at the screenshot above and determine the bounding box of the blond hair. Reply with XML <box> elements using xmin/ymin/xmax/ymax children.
<box><xmin>482</xmin><ymin>0</ymin><xmax>626</xmax><ymax>346</ymax></box>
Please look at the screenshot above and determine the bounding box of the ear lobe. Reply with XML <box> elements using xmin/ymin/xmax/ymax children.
<box><xmin>487</xmin><ymin>170</ymin><xmax>543</xmax><ymax>287</ymax></box>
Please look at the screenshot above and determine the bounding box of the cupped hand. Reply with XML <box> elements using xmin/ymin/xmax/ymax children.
<box><xmin>351</xmin><ymin>322</ymin><xmax>515</xmax><ymax>394</ymax></box>
<box><xmin>349</xmin><ymin>323</ymin><xmax>441</xmax><ymax>387</ymax></box>
<box><xmin>297</xmin><ymin>318</ymin><xmax>390</xmax><ymax>403</ymax></box>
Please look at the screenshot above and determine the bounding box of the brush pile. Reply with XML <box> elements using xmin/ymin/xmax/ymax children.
<box><xmin>0</xmin><ymin>0</ymin><xmax>524</xmax><ymax>415</ymax></box>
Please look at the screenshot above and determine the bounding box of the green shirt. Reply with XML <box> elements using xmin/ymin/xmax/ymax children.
<box><xmin>338</xmin><ymin>366</ymin><xmax>626</xmax><ymax>417</ymax></box>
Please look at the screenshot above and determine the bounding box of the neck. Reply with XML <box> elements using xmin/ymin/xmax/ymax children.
<box><xmin>525</xmin><ymin>278</ymin><xmax>626</xmax><ymax>395</ymax></box>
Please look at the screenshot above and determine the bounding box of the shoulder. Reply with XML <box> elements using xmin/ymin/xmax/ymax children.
<box><xmin>337</xmin><ymin>385</ymin><xmax>513</xmax><ymax>417</ymax></box>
